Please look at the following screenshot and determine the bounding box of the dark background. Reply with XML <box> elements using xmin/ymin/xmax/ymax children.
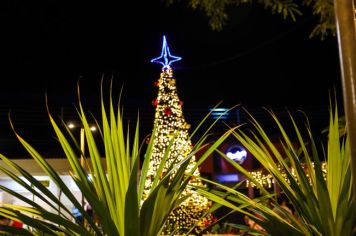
<box><xmin>0</xmin><ymin>1</ymin><xmax>342</xmax><ymax>157</ymax></box>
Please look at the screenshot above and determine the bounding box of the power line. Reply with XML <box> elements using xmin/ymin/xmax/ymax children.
<box><xmin>177</xmin><ymin>17</ymin><xmax>314</xmax><ymax>70</ymax></box>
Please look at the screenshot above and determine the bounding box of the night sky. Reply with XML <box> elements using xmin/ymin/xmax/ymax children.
<box><xmin>0</xmin><ymin>1</ymin><xmax>342</xmax><ymax>156</ymax></box>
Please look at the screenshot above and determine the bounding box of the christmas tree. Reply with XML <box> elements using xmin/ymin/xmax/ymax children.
<box><xmin>144</xmin><ymin>36</ymin><xmax>213</xmax><ymax>234</ymax></box>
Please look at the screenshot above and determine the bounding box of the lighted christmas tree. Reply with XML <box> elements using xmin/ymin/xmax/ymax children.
<box><xmin>144</xmin><ymin>36</ymin><xmax>213</xmax><ymax>234</ymax></box>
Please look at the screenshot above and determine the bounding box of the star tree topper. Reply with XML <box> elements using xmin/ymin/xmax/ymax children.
<box><xmin>151</xmin><ymin>35</ymin><xmax>182</xmax><ymax>68</ymax></box>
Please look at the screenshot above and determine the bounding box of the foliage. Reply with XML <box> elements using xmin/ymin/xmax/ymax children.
<box><xmin>304</xmin><ymin>0</ymin><xmax>335</xmax><ymax>39</ymax></box>
<box><xmin>0</xmin><ymin>84</ymin><xmax>232</xmax><ymax>236</ymax></box>
<box><xmin>198</xmin><ymin>105</ymin><xmax>355</xmax><ymax>235</ymax></box>
<box><xmin>164</xmin><ymin>0</ymin><xmax>335</xmax><ymax>40</ymax></box>
<box><xmin>208</xmin><ymin>222</ymin><xmax>240</xmax><ymax>234</ymax></box>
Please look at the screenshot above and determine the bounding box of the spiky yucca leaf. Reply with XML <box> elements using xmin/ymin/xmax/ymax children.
<box><xmin>0</xmin><ymin>84</ymin><xmax>231</xmax><ymax>235</ymax></box>
<box><xmin>201</xmin><ymin>106</ymin><xmax>355</xmax><ymax>235</ymax></box>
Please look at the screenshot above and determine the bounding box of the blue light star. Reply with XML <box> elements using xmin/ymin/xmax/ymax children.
<box><xmin>151</xmin><ymin>35</ymin><xmax>182</xmax><ymax>68</ymax></box>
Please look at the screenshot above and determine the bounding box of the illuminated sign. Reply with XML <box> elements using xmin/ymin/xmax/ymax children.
<box><xmin>226</xmin><ymin>145</ymin><xmax>247</xmax><ymax>164</ymax></box>
<box><xmin>209</xmin><ymin>108</ymin><xmax>229</xmax><ymax>120</ymax></box>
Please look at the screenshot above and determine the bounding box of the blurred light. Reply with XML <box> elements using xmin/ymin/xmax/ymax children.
<box><xmin>67</xmin><ymin>122</ymin><xmax>97</xmax><ymax>132</ymax></box>
<box><xmin>215</xmin><ymin>174</ymin><xmax>239</xmax><ymax>183</ymax></box>
<box><xmin>246</xmin><ymin>162</ymin><xmax>328</xmax><ymax>188</ymax></box>
<box><xmin>226</xmin><ymin>145</ymin><xmax>247</xmax><ymax>164</ymax></box>
<box><xmin>68</xmin><ymin>123</ymin><xmax>75</xmax><ymax>129</ymax></box>
<box><xmin>87</xmin><ymin>174</ymin><xmax>92</xmax><ymax>181</ymax></box>
<box><xmin>210</xmin><ymin>108</ymin><xmax>229</xmax><ymax>120</ymax></box>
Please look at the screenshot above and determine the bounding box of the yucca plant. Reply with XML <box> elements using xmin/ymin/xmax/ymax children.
<box><xmin>197</xmin><ymin>104</ymin><xmax>355</xmax><ymax>235</ymax></box>
<box><xmin>0</xmin><ymin>84</ymin><xmax>233</xmax><ymax>236</ymax></box>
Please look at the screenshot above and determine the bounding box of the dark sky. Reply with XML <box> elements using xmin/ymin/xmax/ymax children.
<box><xmin>0</xmin><ymin>1</ymin><xmax>342</xmax><ymax>156</ymax></box>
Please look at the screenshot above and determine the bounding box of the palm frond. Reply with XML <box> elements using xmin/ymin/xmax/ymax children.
<box><xmin>199</xmin><ymin>105</ymin><xmax>354</xmax><ymax>235</ymax></box>
<box><xmin>0</xmin><ymin>84</ymin><xmax>228</xmax><ymax>235</ymax></box>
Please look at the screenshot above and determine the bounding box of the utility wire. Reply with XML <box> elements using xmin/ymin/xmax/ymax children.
<box><xmin>177</xmin><ymin>16</ymin><xmax>315</xmax><ymax>70</ymax></box>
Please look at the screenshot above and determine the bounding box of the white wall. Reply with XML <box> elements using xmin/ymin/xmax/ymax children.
<box><xmin>0</xmin><ymin>175</ymin><xmax>82</xmax><ymax>219</ymax></box>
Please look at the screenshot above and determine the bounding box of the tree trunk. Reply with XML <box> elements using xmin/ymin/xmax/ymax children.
<box><xmin>334</xmin><ymin>0</ymin><xmax>356</xmax><ymax>194</ymax></box>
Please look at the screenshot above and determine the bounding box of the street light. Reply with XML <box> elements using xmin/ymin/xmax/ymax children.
<box><xmin>67</xmin><ymin>122</ymin><xmax>97</xmax><ymax>167</ymax></box>
<box><xmin>67</xmin><ymin>122</ymin><xmax>97</xmax><ymax>212</ymax></box>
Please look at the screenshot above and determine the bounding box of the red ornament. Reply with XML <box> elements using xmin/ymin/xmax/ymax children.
<box><xmin>179</xmin><ymin>101</ymin><xmax>184</xmax><ymax>107</ymax></box>
<box><xmin>152</xmin><ymin>99</ymin><xmax>158</xmax><ymax>107</ymax></box>
<box><xmin>203</xmin><ymin>218</ymin><xmax>211</xmax><ymax>227</ymax></box>
<box><xmin>164</xmin><ymin>107</ymin><xmax>172</xmax><ymax>116</ymax></box>
<box><xmin>153</xmin><ymin>81</ymin><xmax>160</xmax><ymax>87</ymax></box>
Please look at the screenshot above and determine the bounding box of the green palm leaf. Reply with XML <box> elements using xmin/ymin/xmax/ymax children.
<box><xmin>0</xmin><ymin>84</ymin><xmax>228</xmax><ymax>235</ymax></box>
<box><xmin>201</xmin><ymin>105</ymin><xmax>355</xmax><ymax>235</ymax></box>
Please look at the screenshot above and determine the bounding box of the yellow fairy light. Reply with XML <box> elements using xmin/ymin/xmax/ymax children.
<box><xmin>246</xmin><ymin>162</ymin><xmax>328</xmax><ymax>188</ymax></box>
<box><xmin>144</xmin><ymin>66</ymin><xmax>213</xmax><ymax>234</ymax></box>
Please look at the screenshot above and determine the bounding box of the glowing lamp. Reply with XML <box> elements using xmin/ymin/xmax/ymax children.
<box><xmin>226</xmin><ymin>145</ymin><xmax>247</xmax><ymax>164</ymax></box>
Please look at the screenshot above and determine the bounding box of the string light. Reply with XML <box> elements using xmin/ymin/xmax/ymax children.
<box><xmin>144</xmin><ymin>36</ymin><xmax>212</xmax><ymax>234</ymax></box>
<box><xmin>246</xmin><ymin>171</ymin><xmax>274</xmax><ymax>188</ymax></box>
<box><xmin>246</xmin><ymin>162</ymin><xmax>327</xmax><ymax>188</ymax></box>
